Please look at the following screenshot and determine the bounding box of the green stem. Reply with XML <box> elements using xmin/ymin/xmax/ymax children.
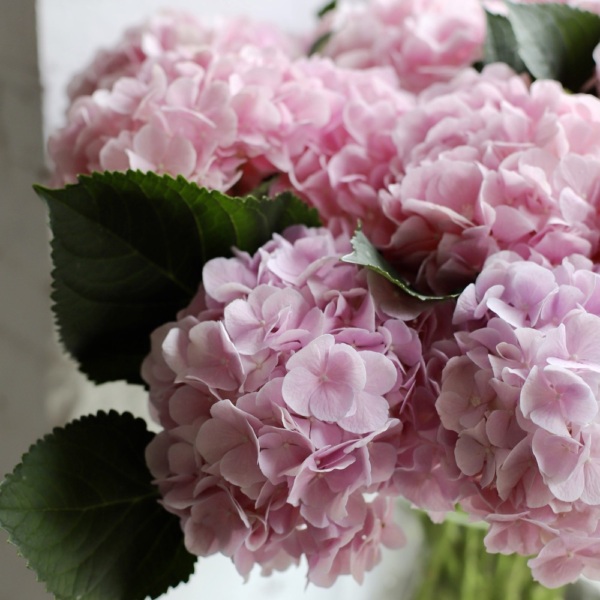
<box><xmin>412</xmin><ymin>512</ymin><xmax>568</xmax><ymax>600</ymax></box>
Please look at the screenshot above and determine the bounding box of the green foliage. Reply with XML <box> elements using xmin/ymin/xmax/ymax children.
<box><xmin>316</xmin><ymin>0</ymin><xmax>337</xmax><ymax>18</ymax></box>
<box><xmin>308</xmin><ymin>31</ymin><xmax>334</xmax><ymax>55</ymax></box>
<box><xmin>414</xmin><ymin>513</ymin><xmax>565</xmax><ymax>600</ymax></box>
<box><xmin>508</xmin><ymin>3</ymin><xmax>600</xmax><ymax>90</ymax></box>
<box><xmin>341</xmin><ymin>227</ymin><xmax>458</xmax><ymax>302</ymax></box>
<box><xmin>308</xmin><ymin>0</ymin><xmax>337</xmax><ymax>54</ymax></box>
<box><xmin>483</xmin><ymin>3</ymin><xmax>600</xmax><ymax>91</ymax></box>
<box><xmin>35</xmin><ymin>171</ymin><xmax>320</xmax><ymax>385</ymax></box>
<box><xmin>483</xmin><ymin>11</ymin><xmax>526</xmax><ymax>73</ymax></box>
<box><xmin>0</xmin><ymin>411</ymin><xmax>196</xmax><ymax>600</ymax></box>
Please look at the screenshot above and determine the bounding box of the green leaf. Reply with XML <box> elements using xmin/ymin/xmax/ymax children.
<box><xmin>0</xmin><ymin>411</ymin><xmax>195</xmax><ymax>600</ymax></box>
<box><xmin>308</xmin><ymin>31</ymin><xmax>334</xmax><ymax>56</ymax></box>
<box><xmin>309</xmin><ymin>0</ymin><xmax>337</xmax><ymax>55</ymax></box>
<box><xmin>34</xmin><ymin>171</ymin><xmax>320</xmax><ymax>385</ymax></box>
<box><xmin>341</xmin><ymin>228</ymin><xmax>458</xmax><ymax>302</ymax></box>
<box><xmin>316</xmin><ymin>0</ymin><xmax>337</xmax><ymax>18</ymax></box>
<box><xmin>482</xmin><ymin>10</ymin><xmax>527</xmax><ymax>73</ymax></box>
<box><xmin>507</xmin><ymin>3</ymin><xmax>600</xmax><ymax>90</ymax></box>
<box><xmin>414</xmin><ymin>511</ymin><xmax>565</xmax><ymax>600</ymax></box>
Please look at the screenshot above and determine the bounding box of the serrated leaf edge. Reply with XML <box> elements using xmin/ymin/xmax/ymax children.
<box><xmin>341</xmin><ymin>227</ymin><xmax>459</xmax><ymax>302</ymax></box>
<box><xmin>0</xmin><ymin>411</ymin><xmax>195</xmax><ymax>600</ymax></box>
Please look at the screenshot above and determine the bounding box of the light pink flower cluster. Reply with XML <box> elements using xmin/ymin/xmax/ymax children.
<box><xmin>50</xmin><ymin>43</ymin><xmax>310</xmax><ymax>190</ymax></box>
<box><xmin>66</xmin><ymin>10</ymin><xmax>304</xmax><ymax>101</ymax></box>
<box><xmin>380</xmin><ymin>64</ymin><xmax>600</xmax><ymax>294</ymax></box>
<box><xmin>49</xmin><ymin>31</ymin><xmax>414</xmax><ymax>208</ymax></box>
<box><xmin>438</xmin><ymin>251</ymin><xmax>600</xmax><ymax>587</ymax></box>
<box><xmin>143</xmin><ymin>226</ymin><xmax>423</xmax><ymax>585</ymax></box>
<box><xmin>273</xmin><ymin>60</ymin><xmax>415</xmax><ymax>241</ymax></box>
<box><xmin>383</xmin><ymin>296</ymin><xmax>466</xmax><ymax>516</ymax></box>
<box><xmin>312</xmin><ymin>0</ymin><xmax>486</xmax><ymax>92</ymax></box>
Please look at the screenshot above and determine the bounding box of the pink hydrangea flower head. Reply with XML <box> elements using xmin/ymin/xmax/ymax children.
<box><xmin>312</xmin><ymin>0</ymin><xmax>487</xmax><ymax>93</ymax></box>
<box><xmin>67</xmin><ymin>10</ymin><xmax>305</xmax><ymax>101</ymax></box>
<box><xmin>50</xmin><ymin>10</ymin><xmax>420</xmax><ymax>248</ymax></box>
<box><xmin>436</xmin><ymin>251</ymin><xmax>600</xmax><ymax>587</ymax></box>
<box><xmin>143</xmin><ymin>226</ymin><xmax>426</xmax><ymax>585</ymax></box>
<box><xmin>49</xmin><ymin>31</ymin><xmax>334</xmax><ymax>191</ymax></box>
<box><xmin>50</xmin><ymin>31</ymin><xmax>415</xmax><ymax>232</ymax></box>
<box><xmin>380</xmin><ymin>65</ymin><xmax>600</xmax><ymax>294</ymax></box>
<box><xmin>274</xmin><ymin>58</ymin><xmax>415</xmax><ymax>242</ymax></box>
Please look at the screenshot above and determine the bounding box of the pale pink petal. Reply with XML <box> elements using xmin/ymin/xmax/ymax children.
<box><xmin>338</xmin><ymin>392</ymin><xmax>390</xmax><ymax>434</ymax></box>
<box><xmin>187</xmin><ymin>321</ymin><xmax>245</xmax><ymax>390</ymax></box>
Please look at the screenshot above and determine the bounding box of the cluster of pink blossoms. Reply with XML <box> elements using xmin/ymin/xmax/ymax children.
<box><xmin>58</xmin><ymin>18</ymin><xmax>600</xmax><ymax>299</ymax></box>
<box><xmin>50</xmin><ymin>24</ymin><xmax>413</xmax><ymax>202</ymax></box>
<box><xmin>438</xmin><ymin>251</ymin><xmax>600</xmax><ymax>587</ymax></box>
<box><xmin>143</xmin><ymin>226</ymin><xmax>423</xmax><ymax>585</ymax></box>
<box><xmin>65</xmin><ymin>10</ymin><xmax>305</xmax><ymax>102</ymax></box>
<box><xmin>49</xmin><ymin>11</ymin><xmax>317</xmax><ymax>190</ymax></box>
<box><xmin>380</xmin><ymin>64</ymin><xmax>600</xmax><ymax>294</ymax></box>
<box><xmin>313</xmin><ymin>0</ymin><xmax>486</xmax><ymax>93</ymax></box>
<box><xmin>52</xmin><ymin>0</ymin><xmax>600</xmax><ymax>590</ymax></box>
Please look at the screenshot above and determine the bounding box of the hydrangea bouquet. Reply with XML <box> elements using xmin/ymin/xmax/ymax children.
<box><xmin>5</xmin><ymin>0</ymin><xmax>600</xmax><ymax>598</ymax></box>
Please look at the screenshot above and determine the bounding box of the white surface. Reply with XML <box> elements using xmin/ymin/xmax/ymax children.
<box><xmin>156</xmin><ymin>502</ymin><xmax>424</xmax><ymax>600</ymax></box>
<box><xmin>160</xmin><ymin>546</ymin><xmax>417</xmax><ymax>600</ymax></box>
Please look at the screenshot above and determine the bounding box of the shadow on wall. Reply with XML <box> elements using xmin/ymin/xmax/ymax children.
<box><xmin>0</xmin><ymin>2</ymin><xmax>55</xmax><ymax>599</ymax></box>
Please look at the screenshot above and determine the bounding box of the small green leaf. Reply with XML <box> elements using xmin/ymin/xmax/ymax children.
<box><xmin>316</xmin><ymin>0</ymin><xmax>337</xmax><ymax>18</ymax></box>
<box><xmin>482</xmin><ymin>10</ymin><xmax>527</xmax><ymax>73</ymax></box>
<box><xmin>507</xmin><ymin>3</ymin><xmax>600</xmax><ymax>90</ymax></box>
<box><xmin>341</xmin><ymin>228</ymin><xmax>458</xmax><ymax>302</ymax></box>
<box><xmin>0</xmin><ymin>411</ymin><xmax>196</xmax><ymax>600</ymax></box>
<box><xmin>35</xmin><ymin>171</ymin><xmax>320</xmax><ymax>385</ymax></box>
<box><xmin>248</xmin><ymin>173</ymin><xmax>279</xmax><ymax>200</ymax></box>
<box><xmin>308</xmin><ymin>31</ymin><xmax>334</xmax><ymax>56</ymax></box>
<box><xmin>309</xmin><ymin>0</ymin><xmax>338</xmax><ymax>55</ymax></box>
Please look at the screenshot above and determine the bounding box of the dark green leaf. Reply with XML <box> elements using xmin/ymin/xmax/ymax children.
<box><xmin>341</xmin><ymin>228</ymin><xmax>458</xmax><ymax>302</ymax></box>
<box><xmin>308</xmin><ymin>31</ymin><xmax>334</xmax><ymax>56</ymax></box>
<box><xmin>507</xmin><ymin>3</ymin><xmax>600</xmax><ymax>90</ymax></box>
<box><xmin>248</xmin><ymin>173</ymin><xmax>279</xmax><ymax>200</ymax></box>
<box><xmin>34</xmin><ymin>171</ymin><xmax>320</xmax><ymax>385</ymax></box>
<box><xmin>317</xmin><ymin>0</ymin><xmax>337</xmax><ymax>18</ymax></box>
<box><xmin>309</xmin><ymin>0</ymin><xmax>338</xmax><ymax>55</ymax></box>
<box><xmin>0</xmin><ymin>411</ymin><xmax>195</xmax><ymax>600</ymax></box>
<box><xmin>482</xmin><ymin>10</ymin><xmax>527</xmax><ymax>73</ymax></box>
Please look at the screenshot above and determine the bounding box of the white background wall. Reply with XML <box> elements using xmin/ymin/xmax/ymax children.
<box><xmin>0</xmin><ymin>1</ymin><xmax>420</xmax><ymax>599</ymax></box>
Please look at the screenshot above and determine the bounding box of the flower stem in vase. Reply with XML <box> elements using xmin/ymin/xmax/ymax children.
<box><xmin>414</xmin><ymin>512</ymin><xmax>566</xmax><ymax>600</ymax></box>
